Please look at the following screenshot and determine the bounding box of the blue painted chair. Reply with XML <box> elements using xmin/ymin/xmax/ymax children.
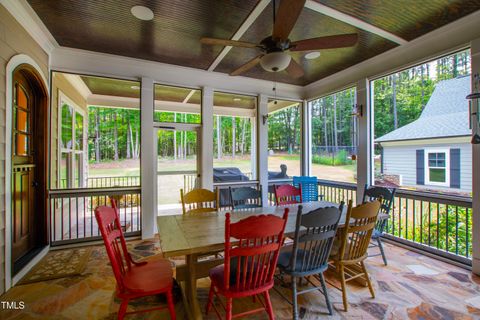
<box><xmin>293</xmin><ymin>176</ymin><xmax>321</xmax><ymax>202</ymax></box>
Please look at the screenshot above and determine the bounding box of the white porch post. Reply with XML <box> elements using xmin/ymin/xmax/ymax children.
<box><xmin>471</xmin><ymin>37</ymin><xmax>480</xmax><ymax>275</ymax></box>
<box><xmin>302</xmin><ymin>99</ymin><xmax>311</xmax><ymax>176</ymax></box>
<box><xmin>258</xmin><ymin>94</ymin><xmax>269</xmax><ymax>206</ymax></box>
<box><xmin>201</xmin><ymin>87</ymin><xmax>214</xmax><ymax>190</ymax></box>
<box><xmin>140</xmin><ymin>77</ymin><xmax>156</xmax><ymax>239</ymax></box>
<box><xmin>250</xmin><ymin>116</ymin><xmax>257</xmax><ymax>179</ymax></box>
<box><xmin>356</xmin><ymin>78</ymin><xmax>371</xmax><ymax>204</ymax></box>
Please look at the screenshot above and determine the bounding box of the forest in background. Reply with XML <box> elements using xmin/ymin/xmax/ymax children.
<box><xmin>86</xmin><ymin>50</ymin><xmax>471</xmax><ymax>167</ymax></box>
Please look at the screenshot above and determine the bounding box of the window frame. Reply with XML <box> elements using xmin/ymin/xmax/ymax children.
<box><xmin>57</xmin><ymin>91</ymin><xmax>87</xmax><ymax>189</ymax></box>
<box><xmin>425</xmin><ymin>148</ymin><xmax>450</xmax><ymax>187</ymax></box>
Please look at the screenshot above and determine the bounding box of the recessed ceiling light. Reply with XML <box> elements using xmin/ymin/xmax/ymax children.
<box><xmin>131</xmin><ymin>85</ymin><xmax>140</xmax><ymax>90</ymax></box>
<box><xmin>233</xmin><ymin>98</ymin><xmax>242</xmax><ymax>102</ymax></box>
<box><xmin>131</xmin><ymin>6</ymin><xmax>154</xmax><ymax>21</ymax></box>
<box><xmin>305</xmin><ymin>52</ymin><xmax>321</xmax><ymax>60</ymax></box>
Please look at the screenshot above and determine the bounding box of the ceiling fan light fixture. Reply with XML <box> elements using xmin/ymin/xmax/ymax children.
<box><xmin>131</xmin><ymin>6</ymin><xmax>154</xmax><ymax>21</ymax></box>
<box><xmin>260</xmin><ymin>52</ymin><xmax>291</xmax><ymax>72</ymax></box>
<box><xmin>305</xmin><ymin>51</ymin><xmax>321</xmax><ymax>60</ymax></box>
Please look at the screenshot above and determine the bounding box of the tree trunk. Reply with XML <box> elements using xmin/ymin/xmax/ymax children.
<box><xmin>113</xmin><ymin>112</ymin><xmax>119</xmax><ymax>161</ymax></box>
<box><xmin>232</xmin><ymin>117</ymin><xmax>236</xmax><ymax>158</ymax></box>
<box><xmin>421</xmin><ymin>64</ymin><xmax>425</xmax><ymax>110</ymax></box>
<box><xmin>134</xmin><ymin>128</ymin><xmax>140</xmax><ymax>159</ymax></box>
<box><xmin>95</xmin><ymin>108</ymin><xmax>100</xmax><ymax>164</ymax></box>
<box><xmin>333</xmin><ymin>94</ymin><xmax>338</xmax><ymax>153</ymax></box>
<box><xmin>129</xmin><ymin>122</ymin><xmax>135</xmax><ymax>159</ymax></box>
<box><xmin>216</xmin><ymin>115</ymin><xmax>222</xmax><ymax>159</ymax></box>
<box><xmin>126</xmin><ymin>119</ymin><xmax>131</xmax><ymax>159</ymax></box>
<box><xmin>322</xmin><ymin>100</ymin><xmax>328</xmax><ymax>150</ymax></box>
<box><xmin>173</xmin><ymin>112</ymin><xmax>177</xmax><ymax>160</ymax></box>
<box><xmin>241</xmin><ymin>118</ymin><xmax>246</xmax><ymax>155</ymax></box>
<box><xmin>392</xmin><ymin>74</ymin><xmax>398</xmax><ymax>129</ymax></box>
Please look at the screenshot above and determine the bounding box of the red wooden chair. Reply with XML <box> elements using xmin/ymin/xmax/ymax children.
<box><xmin>274</xmin><ymin>184</ymin><xmax>302</xmax><ymax>205</ymax></box>
<box><xmin>206</xmin><ymin>209</ymin><xmax>289</xmax><ymax>319</ymax></box>
<box><xmin>95</xmin><ymin>206</ymin><xmax>176</xmax><ymax>320</ymax></box>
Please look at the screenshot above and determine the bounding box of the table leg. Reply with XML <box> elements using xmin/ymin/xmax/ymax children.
<box><xmin>185</xmin><ymin>254</ymin><xmax>203</xmax><ymax>320</ymax></box>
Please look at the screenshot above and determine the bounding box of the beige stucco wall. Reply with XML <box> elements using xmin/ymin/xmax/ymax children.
<box><xmin>50</xmin><ymin>73</ymin><xmax>88</xmax><ymax>189</ymax></box>
<box><xmin>0</xmin><ymin>5</ymin><xmax>49</xmax><ymax>294</ymax></box>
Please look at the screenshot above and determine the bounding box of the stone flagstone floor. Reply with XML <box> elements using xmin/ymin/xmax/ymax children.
<box><xmin>1</xmin><ymin>239</ymin><xmax>480</xmax><ymax>319</ymax></box>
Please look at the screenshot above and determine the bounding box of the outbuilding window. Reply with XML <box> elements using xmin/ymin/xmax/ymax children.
<box><xmin>425</xmin><ymin>149</ymin><xmax>449</xmax><ymax>187</ymax></box>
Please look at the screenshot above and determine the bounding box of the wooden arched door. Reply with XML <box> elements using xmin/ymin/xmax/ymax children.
<box><xmin>11</xmin><ymin>66</ymin><xmax>48</xmax><ymax>273</ymax></box>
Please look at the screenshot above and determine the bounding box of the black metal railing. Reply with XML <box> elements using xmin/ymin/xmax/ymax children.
<box><xmin>315</xmin><ymin>180</ymin><xmax>472</xmax><ymax>265</ymax></box>
<box><xmin>384</xmin><ymin>189</ymin><xmax>472</xmax><ymax>264</ymax></box>
<box><xmin>49</xmin><ymin>186</ymin><xmax>141</xmax><ymax>246</ymax></box>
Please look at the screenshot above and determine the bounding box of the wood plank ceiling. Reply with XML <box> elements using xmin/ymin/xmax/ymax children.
<box><xmin>29</xmin><ymin>0</ymin><xmax>480</xmax><ymax>85</ymax></box>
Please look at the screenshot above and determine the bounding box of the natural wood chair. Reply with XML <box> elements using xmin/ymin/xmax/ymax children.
<box><xmin>274</xmin><ymin>184</ymin><xmax>302</xmax><ymax>205</ymax></box>
<box><xmin>180</xmin><ymin>188</ymin><xmax>219</xmax><ymax>214</ymax></box>
<box><xmin>330</xmin><ymin>199</ymin><xmax>381</xmax><ymax>311</ymax></box>
<box><xmin>362</xmin><ymin>184</ymin><xmax>396</xmax><ymax>265</ymax></box>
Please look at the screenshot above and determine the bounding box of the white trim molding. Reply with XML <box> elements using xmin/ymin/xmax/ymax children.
<box><xmin>304</xmin><ymin>0</ymin><xmax>407</xmax><ymax>45</ymax></box>
<box><xmin>1</xmin><ymin>0</ymin><xmax>58</xmax><ymax>54</ymax></box>
<box><xmin>424</xmin><ymin>148</ymin><xmax>450</xmax><ymax>187</ymax></box>
<box><xmin>5</xmin><ymin>54</ymin><xmax>49</xmax><ymax>291</ymax></box>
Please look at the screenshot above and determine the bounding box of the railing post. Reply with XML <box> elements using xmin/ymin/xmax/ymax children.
<box><xmin>140</xmin><ymin>77</ymin><xmax>155</xmax><ymax>239</ymax></box>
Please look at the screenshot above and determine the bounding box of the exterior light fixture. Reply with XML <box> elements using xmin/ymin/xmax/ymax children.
<box><xmin>467</xmin><ymin>73</ymin><xmax>480</xmax><ymax>144</ymax></box>
<box><xmin>260</xmin><ymin>52</ymin><xmax>291</xmax><ymax>72</ymax></box>
<box><xmin>131</xmin><ymin>6</ymin><xmax>154</xmax><ymax>21</ymax></box>
<box><xmin>305</xmin><ymin>52</ymin><xmax>321</xmax><ymax>60</ymax></box>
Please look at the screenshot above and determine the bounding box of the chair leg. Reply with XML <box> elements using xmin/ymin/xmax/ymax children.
<box><xmin>166</xmin><ymin>289</ymin><xmax>176</xmax><ymax>320</ymax></box>
<box><xmin>226</xmin><ymin>298</ymin><xmax>233</xmax><ymax>320</ymax></box>
<box><xmin>339</xmin><ymin>265</ymin><xmax>348</xmax><ymax>312</ymax></box>
<box><xmin>264</xmin><ymin>291</ymin><xmax>275</xmax><ymax>320</ymax></box>
<box><xmin>118</xmin><ymin>299</ymin><xmax>129</xmax><ymax>320</ymax></box>
<box><xmin>377</xmin><ymin>238</ymin><xmax>388</xmax><ymax>266</ymax></box>
<box><xmin>361</xmin><ymin>261</ymin><xmax>375</xmax><ymax>298</ymax></box>
<box><xmin>292</xmin><ymin>277</ymin><xmax>298</xmax><ymax>320</ymax></box>
<box><xmin>318</xmin><ymin>273</ymin><xmax>333</xmax><ymax>315</ymax></box>
<box><xmin>205</xmin><ymin>283</ymin><xmax>215</xmax><ymax>314</ymax></box>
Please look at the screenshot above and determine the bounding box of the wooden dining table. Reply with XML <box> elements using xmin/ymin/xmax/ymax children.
<box><xmin>156</xmin><ymin>201</ymin><xmax>387</xmax><ymax>320</ymax></box>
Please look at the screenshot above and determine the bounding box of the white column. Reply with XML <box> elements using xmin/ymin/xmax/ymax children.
<box><xmin>471</xmin><ymin>37</ymin><xmax>480</xmax><ymax>275</ymax></box>
<box><xmin>356</xmin><ymin>78</ymin><xmax>371</xmax><ymax>204</ymax></box>
<box><xmin>250</xmin><ymin>116</ymin><xmax>257</xmax><ymax>179</ymax></box>
<box><xmin>302</xmin><ymin>99</ymin><xmax>311</xmax><ymax>176</ymax></box>
<box><xmin>258</xmin><ymin>95</ymin><xmax>269</xmax><ymax>206</ymax></box>
<box><xmin>201</xmin><ymin>87</ymin><xmax>214</xmax><ymax>190</ymax></box>
<box><xmin>140</xmin><ymin>77</ymin><xmax>156</xmax><ymax>239</ymax></box>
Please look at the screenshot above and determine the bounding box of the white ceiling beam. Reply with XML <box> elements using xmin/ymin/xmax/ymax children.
<box><xmin>304</xmin><ymin>0</ymin><xmax>408</xmax><ymax>45</ymax></box>
<box><xmin>62</xmin><ymin>73</ymin><xmax>92</xmax><ymax>99</ymax></box>
<box><xmin>207</xmin><ymin>0</ymin><xmax>270</xmax><ymax>71</ymax></box>
<box><xmin>87</xmin><ymin>94</ymin><xmax>255</xmax><ymax>117</ymax></box>
<box><xmin>182</xmin><ymin>89</ymin><xmax>196</xmax><ymax>103</ymax></box>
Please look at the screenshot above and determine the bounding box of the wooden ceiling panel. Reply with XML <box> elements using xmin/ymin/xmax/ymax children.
<box><xmin>214</xmin><ymin>4</ymin><xmax>397</xmax><ymax>85</ymax></box>
<box><xmin>28</xmin><ymin>0</ymin><xmax>259</xmax><ymax>70</ymax></box>
<box><xmin>314</xmin><ymin>0</ymin><xmax>480</xmax><ymax>41</ymax></box>
<box><xmin>81</xmin><ymin>75</ymin><xmax>140</xmax><ymax>98</ymax></box>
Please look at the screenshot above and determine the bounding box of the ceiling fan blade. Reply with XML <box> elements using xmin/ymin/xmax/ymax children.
<box><xmin>290</xmin><ymin>33</ymin><xmax>358</xmax><ymax>51</ymax></box>
<box><xmin>200</xmin><ymin>37</ymin><xmax>258</xmax><ymax>48</ymax></box>
<box><xmin>286</xmin><ymin>58</ymin><xmax>304</xmax><ymax>78</ymax></box>
<box><xmin>272</xmin><ymin>0</ymin><xmax>306</xmax><ymax>41</ymax></box>
<box><xmin>230</xmin><ymin>55</ymin><xmax>263</xmax><ymax>76</ymax></box>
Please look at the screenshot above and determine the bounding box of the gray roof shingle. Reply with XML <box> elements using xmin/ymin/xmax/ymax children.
<box><xmin>376</xmin><ymin>76</ymin><xmax>471</xmax><ymax>142</ymax></box>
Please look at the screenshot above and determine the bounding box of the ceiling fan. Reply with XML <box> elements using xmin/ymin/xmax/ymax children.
<box><xmin>201</xmin><ymin>0</ymin><xmax>358</xmax><ymax>78</ymax></box>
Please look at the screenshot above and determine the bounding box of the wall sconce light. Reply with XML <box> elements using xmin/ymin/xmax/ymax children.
<box><xmin>467</xmin><ymin>73</ymin><xmax>480</xmax><ymax>144</ymax></box>
<box><xmin>262</xmin><ymin>114</ymin><xmax>269</xmax><ymax>125</ymax></box>
<box><xmin>351</xmin><ymin>104</ymin><xmax>363</xmax><ymax>117</ymax></box>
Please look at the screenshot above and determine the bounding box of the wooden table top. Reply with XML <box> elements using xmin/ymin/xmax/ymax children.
<box><xmin>157</xmin><ymin>201</ymin><xmax>387</xmax><ymax>258</ymax></box>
